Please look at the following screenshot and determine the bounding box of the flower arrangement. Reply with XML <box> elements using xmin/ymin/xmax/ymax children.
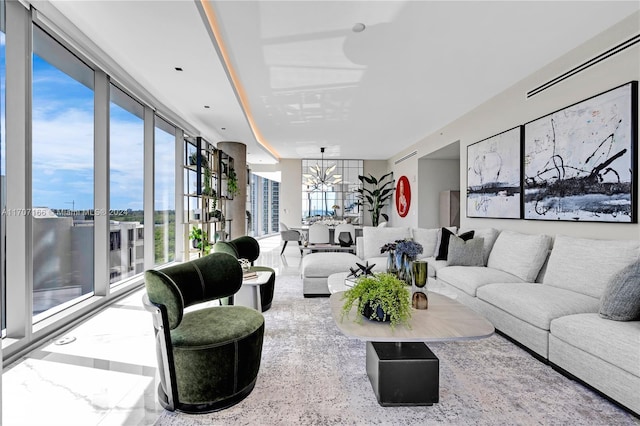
<box><xmin>395</xmin><ymin>239</ymin><xmax>423</xmax><ymax>260</ymax></box>
<box><xmin>380</xmin><ymin>241</ymin><xmax>398</xmax><ymax>254</ymax></box>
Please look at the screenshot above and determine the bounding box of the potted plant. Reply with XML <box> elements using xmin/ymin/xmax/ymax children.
<box><xmin>356</xmin><ymin>172</ymin><xmax>394</xmax><ymax>226</ymax></box>
<box><xmin>188</xmin><ymin>152</ymin><xmax>208</xmax><ymax>168</ymax></box>
<box><xmin>227</xmin><ymin>167</ymin><xmax>240</xmax><ymax>197</ymax></box>
<box><xmin>189</xmin><ymin>226</ymin><xmax>211</xmax><ymax>254</ymax></box>
<box><xmin>341</xmin><ymin>273</ymin><xmax>412</xmax><ymax>329</ymax></box>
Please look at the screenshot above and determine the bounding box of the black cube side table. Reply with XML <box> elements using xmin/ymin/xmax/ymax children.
<box><xmin>366</xmin><ymin>341</ymin><xmax>439</xmax><ymax>406</ymax></box>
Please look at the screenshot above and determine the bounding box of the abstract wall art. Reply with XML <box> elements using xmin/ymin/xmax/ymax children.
<box><xmin>523</xmin><ymin>81</ymin><xmax>638</xmax><ymax>222</ymax></box>
<box><xmin>467</xmin><ymin>126</ymin><xmax>522</xmax><ymax>219</ymax></box>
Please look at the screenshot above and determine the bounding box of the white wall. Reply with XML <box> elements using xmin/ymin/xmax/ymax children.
<box><xmin>417</xmin><ymin>159</ymin><xmax>460</xmax><ymax>229</ymax></box>
<box><xmin>390</xmin><ymin>12</ymin><xmax>640</xmax><ymax>241</ymax></box>
<box><xmin>277</xmin><ymin>159</ymin><xmax>302</xmax><ymax>227</ymax></box>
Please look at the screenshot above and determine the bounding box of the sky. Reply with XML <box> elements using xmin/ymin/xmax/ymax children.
<box><xmin>30</xmin><ymin>53</ymin><xmax>175</xmax><ymax>212</ymax></box>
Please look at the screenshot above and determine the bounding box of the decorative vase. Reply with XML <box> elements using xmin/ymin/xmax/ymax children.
<box><xmin>386</xmin><ymin>251</ymin><xmax>397</xmax><ymax>275</ymax></box>
<box><xmin>362</xmin><ymin>301</ymin><xmax>391</xmax><ymax>322</ymax></box>
<box><xmin>411</xmin><ymin>260</ymin><xmax>428</xmax><ymax>288</ymax></box>
<box><xmin>411</xmin><ymin>260</ymin><xmax>428</xmax><ymax>309</ymax></box>
<box><xmin>412</xmin><ymin>291</ymin><xmax>428</xmax><ymax>309</ymax></box>
<box><xmin>402</xmin><ymin>256</ymin><xmax>412</xmax><ymax>284</ymax></box>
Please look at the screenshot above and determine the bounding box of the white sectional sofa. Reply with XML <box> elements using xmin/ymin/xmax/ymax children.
<box><xmin>304</xmin><ymin>225</ymin><xmax>640</xmax><ymax>414</ymax></box>
<box><xmin>436</xmin><ymin>230</ymin><xmax>640</xmax><ymax>415</ymax></box>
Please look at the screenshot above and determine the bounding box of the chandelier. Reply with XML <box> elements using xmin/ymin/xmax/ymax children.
<box><xmin>303</xmin><ymin>147</ymin><xmax>342</xmax><ymax>189</ymax></box>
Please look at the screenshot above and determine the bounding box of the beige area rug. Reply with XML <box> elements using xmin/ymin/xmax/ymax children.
<box><xmin>155</xmin><ymin>275</ymin><xmax>639</xmax><ymax>426</ymax></box>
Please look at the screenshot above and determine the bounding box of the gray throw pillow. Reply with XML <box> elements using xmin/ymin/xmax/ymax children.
<box><xmin>599</xmin><ymin>260</ymin><xmax>640</xmax><ymax>321</ymax></box>
<box><xmin>446</xmin><ymin>236</ymin><xmax>485</xmax><ymax>267</ymax></box>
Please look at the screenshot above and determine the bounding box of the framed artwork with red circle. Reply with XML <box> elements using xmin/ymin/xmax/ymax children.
<box><xmin>395</xmin><ymin>175</ymin><xmax>411</xmax><ymax>217</ymax></box>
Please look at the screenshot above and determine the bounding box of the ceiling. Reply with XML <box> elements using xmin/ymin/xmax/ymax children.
<box><xmin>45</xmin><ymin>1</ymin><xmax>639</xmax><ymax>165</ymax></box>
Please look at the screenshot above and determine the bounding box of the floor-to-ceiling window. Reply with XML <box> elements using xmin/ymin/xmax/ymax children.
<box><xmin>0</xmin><ymin>0</ymin><xmax>6</xmax><ymax>332</ymax></box>
<box><xmin>32</xmin><ymin>25</ymin><xmax>95</xmax><ymax>319</ymax></box>
<box><xmin>301</xmin><ymin>159</ymin><xmax>363</xmax><ymax>224</ymax></box>
<box><xmin>248</xmin><ymin>172</ymin><xmax>280</xmax><ymax>238</ymax></box>
<box><xmin>109</xmin><ymin>84</ymin><xmax>144</xmax><ymax>283</ymax></box>
<box><xmin>271</xmin><ymin>181</ymin><xmax>279</xmax><ymax>233</ymax></box>
<box><xmin>154</xmin><ymin>117</ymin><xmax>175</xmax><ymax>265</ymax></box>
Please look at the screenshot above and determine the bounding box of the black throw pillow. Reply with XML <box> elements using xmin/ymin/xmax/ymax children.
<box><xmin>436</xmin><ymin>228</ymin><xmax>474</xmax><ymax>261</ymax></box>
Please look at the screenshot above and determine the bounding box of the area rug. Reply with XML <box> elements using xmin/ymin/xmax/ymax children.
<box><xmin>155</xmin><ymin>274</ymin><xmax>639</xmax><ymax>426</ymax></box>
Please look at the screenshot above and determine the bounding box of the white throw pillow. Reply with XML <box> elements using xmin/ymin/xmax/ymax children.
<box><xmin>412</xmin><ymin>228</ymin><xmax>440</xmax><ymax>259</ymax></box>
<box><xmin>487</xmin><ymin>230</ymin><xmax>551</xmax><ymax>282</ymax></box>
<box><xmin>362</xmin><ymin>226</ymin><xmax>412</xmax><ymax>260</ymax></box>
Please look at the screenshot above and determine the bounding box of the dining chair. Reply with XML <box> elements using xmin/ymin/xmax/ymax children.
<box><xmin>308</xmin><ymin>223</ymin><xmax>330</xmax><ymax>245</ymax></box>
<box><xmin>334</xmin><ymin>223</ymin><xmax>356</xmax><ymax>246</ymax></box>
<box><xmin>279</xmin><ymin>222</ymin><xmax>303</xmax><ymax>255</ymax></box>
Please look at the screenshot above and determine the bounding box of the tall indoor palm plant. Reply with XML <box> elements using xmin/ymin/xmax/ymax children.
<box><xmin>356</xmin><ymin>172</ymin><xmax>394</xmax><ymax>226</ymax></box>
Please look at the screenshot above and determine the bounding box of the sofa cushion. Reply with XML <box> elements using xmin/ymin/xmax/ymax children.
<box><xmin>425</xmin><ymin>257</ymin><xmax>448</xmax><ymax>278</ymax></box>
<box><xmin>411</xmin><ymin>228</ymin><xmax>440</xmax><ymax>260</ymax></box>
<box><xmin>487</xmin><ymin>230</ymin><xmax>551</xmax><ymax>282</ymax></box>
<box><xmin>446</xmin><ymin>236</ymin><xmax>485</xmax><ymax>267</ymax></box>
<box><xmin>459</xmin><ymin>228</ymin><xmax>499</xmax><ymax>265</ymax></box>
<box><xmin>599</xmin><ymin>260</ymin><xmax>640</xmax><ymax>321</ymax></box>
<box><xmin>361</xmin><ymin>226</ymin><xmax>411</xmax><ymax>260</ymax></box>
<box><xmin>550</xmin><ymin>313</ymin><xmax>640</xmax><ymax>377</ymax></box>
<box><xmin>543</xmin><ymin>235</ymin><xmax>640</xmax><ymax>299</ymax></box>
<box><xmin>477</xmin><ymin>283</ymin><xmax>600</xmax><ymax>330</ymax></box>
<box><xmin>432</xmin><ymin>226</ymin><xmax>457</xmax><ymax>257</ymax></box>
<box><xmin>301</xmin><ymin>252</ymin><xmax>362</xmax><ymax>278</ymax></box>
<box><xmin>437</xmin><ymin>266</ymin><xmax>523</xmax><ymax>297</ymax></box>
<box><xmin>436</xmin><ymin>228</ymin><xmax>474</xmax><ymax>260</ymax></box>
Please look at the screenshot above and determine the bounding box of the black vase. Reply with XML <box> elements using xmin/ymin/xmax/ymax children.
<box><xmin>362</xmin><ymin>302</ymin><xmax>391</xmax><ymax>322</ymax></box>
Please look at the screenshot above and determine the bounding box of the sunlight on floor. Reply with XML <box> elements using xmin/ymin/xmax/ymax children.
<box><xmin>2</xmin><ymin>234</ymin><xmax>297</xmax><ymax>426</ymax></box>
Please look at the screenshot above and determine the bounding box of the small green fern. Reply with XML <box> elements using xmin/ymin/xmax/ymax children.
<box><xmin>341</xmin><ymin>273</ymin><xmax>412</xmax><ymax>329</ymax></box>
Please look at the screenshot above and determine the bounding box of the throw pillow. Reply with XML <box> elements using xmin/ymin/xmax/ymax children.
<box><xmin>447</xmin><ymin>236</ymin><xmax>485</xmax><ymax>266</ymax></box>
<box><xmin>599</xmin><ymin>260</ymin><xmax>640</xmax><ymax>321</ymax></box>
<box><xmin>436</xmin><ymin>228</ymin><xmax>474</xmax><ymax>261</ymax></box>
<box><xmin>433</xmin><ymin>226</ymin><xmax>458</xmax><ymax>257</ymax></box>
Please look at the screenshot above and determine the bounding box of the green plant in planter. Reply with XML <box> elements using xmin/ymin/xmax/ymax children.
<box><xmin>189</xmin><ymin>226</ymin><xmax>211</xmax><ymax>254</ymax></box>
<box><xmin>227</xmin><ymin>167</ymin><xmax>240</xmax><ymax>197</ymax></box>
<box><xmin>356</xmin><ymin>172</ymin><xmax>394</xmax><ymax>227</ymax></box>
<box><xmin>188</xmin><ymin>152</ymin><xmax>208</xmax><ymax>168</ymax></box>
<box><xmin>341</xmin><ymin>273</ymin><xmax>412</xmax><ymax>329</ymax></box>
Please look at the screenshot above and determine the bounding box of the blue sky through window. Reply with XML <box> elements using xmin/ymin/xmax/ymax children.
<box><xmin>32</xmin><ymin>54</ymin><xmax>94</xmax><ymax>210</ymax></box>
<box><xmin>33</xmin><ymin>54</ymin><xmax>151</xmax><ymax>212</ymax></box>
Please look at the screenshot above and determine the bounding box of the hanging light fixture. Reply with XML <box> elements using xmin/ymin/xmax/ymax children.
<box><xmin>303</xmin><ymin>147</ymin><xmax>342</xmax><ymax>189</ymax></box>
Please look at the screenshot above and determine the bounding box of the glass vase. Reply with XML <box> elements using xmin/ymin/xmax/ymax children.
<box><xmin>386</xmin><ymin>250</ymin><xmax>397</xmax><ymax>275</ymax></box>
<box><xmin>395</xmin><ymin>252</ymin><xmax>404</xmax><ymax>280</ymax></box>
<box><xmin>402</xmin><ymin>255</ymin><xmax>412</xmax><ymax>285</ymax></box>
<box><xmin>411</xmin><ymin>260</ymin><xmax>428</xmax><ymax>309</ymax></box>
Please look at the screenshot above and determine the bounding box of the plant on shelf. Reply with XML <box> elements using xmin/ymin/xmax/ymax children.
<box><xmin>188</xmin><ymin>151</ymin><xmax>208</xmax><ymax>168</ymax></box>
<box><xmin>341</xmin><ymin>273</ymin><xmax>412</xmax><ymax>329</ymax></box>
<box><xmin>189</xmin><ymin>226</ymin><xmax>211</xmax><ymax>254</ymax></box>
<box><xmin>356</xmin><ymin>172</ymin><xmax>394</xmax><ymax>227</ymax></box>
<box><xmin>227</xmin><ymin>167</ymin><xmax>240</xmax><ymax>197</ymax></box>
<box><xmin>212</xmin><ymin>209</ymin><xmax>225</xmax><ymax>223</ymax></box>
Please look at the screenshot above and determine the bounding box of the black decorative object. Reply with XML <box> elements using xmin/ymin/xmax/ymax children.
<box><xmin>347</xmin><ymin>261</ymin><xmax>376</xmax><ymax>279</ymax></box>
<box><xmin>338</xmin><ymin>231</ymin><xmax>353</xmax><ymax>247</ymax></box>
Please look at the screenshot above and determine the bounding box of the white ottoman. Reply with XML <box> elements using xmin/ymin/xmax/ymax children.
<box><xmin>302</xmin><ymin>252</ymin><xmax>362</xmax><ymax>297</ymax></box>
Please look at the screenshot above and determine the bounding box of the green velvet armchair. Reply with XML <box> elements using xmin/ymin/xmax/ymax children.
<box><xmin>212</xmin><ymin>235</ymin><xmax>276</xmax><ymax>312</ymax></box>
<box><xmin>143</xmin><ymin>252</ymin><xmax>264</xmax><ymax>413</ymax></box>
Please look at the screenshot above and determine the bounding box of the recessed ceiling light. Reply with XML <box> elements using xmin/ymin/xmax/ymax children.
<box><xmin>175</xmin><ymin>67</ymin><xmax>183</xmax><ymax>71</ymax></box>
<box><xmin>352</xmin><ymin>23</ymin><xmax>366</xmax><ymax>33</ymax></box>
<box><xmin>221</xmin><ymin>127</ymin><xmax>226</xmax><ymax>130</ymax></box>
<box><xmin>204</xmin><ymin>105</ymin><xmax>210</xmax><ymax>109</ymax></box>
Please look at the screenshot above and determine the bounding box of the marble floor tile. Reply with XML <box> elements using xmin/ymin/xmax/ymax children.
<box><xmin>2</xmin><ymin>234</ymin><xmax>286</xmax><ymax>426</ymax></box>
